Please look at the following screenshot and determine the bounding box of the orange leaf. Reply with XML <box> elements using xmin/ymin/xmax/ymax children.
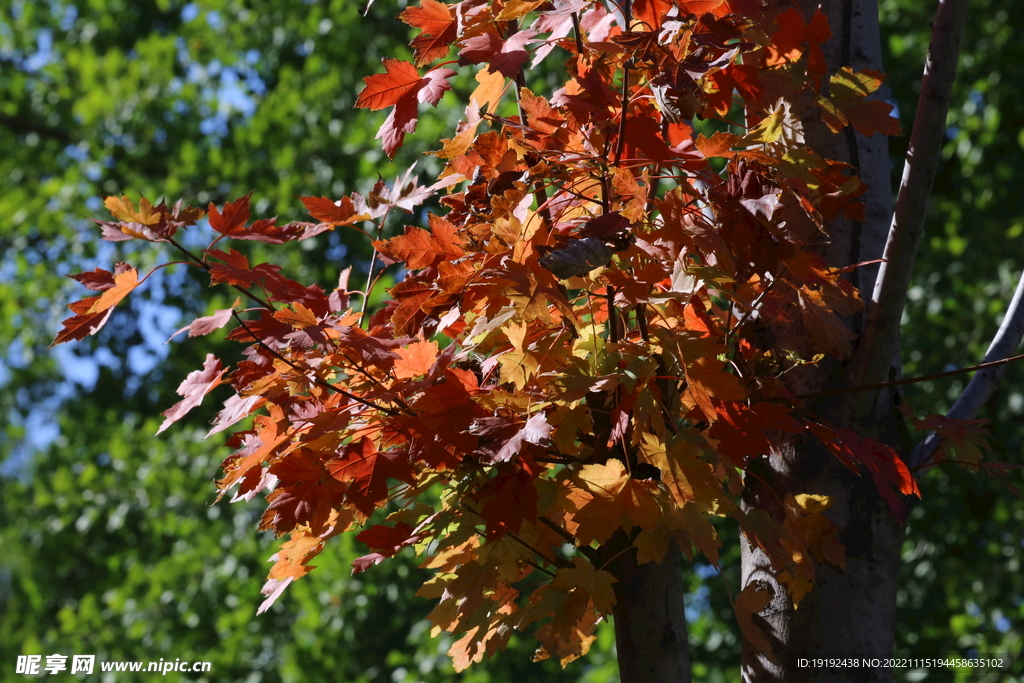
<box><xmin>87</xmin><ymin>268</ymin><xmax>140</xmax><ymax>314</ymax></box>
<box><xmin>50</xmin><ymin>267</ymin><xmax>140</xmax><ymax>346</ymax></box>
<box><xmin>393</xmin><ymin>339</ymin><xmax>439</xmax><ymax>379</ymax></box>
<box><xmin>400</xmin><ymin>0</ymin><xmax>457</xmax><ymax>66</ymax></box>
<box><xmin>377</xmin><ymin>219</ymin><xmax>464</xmax><ymax>270</ymax></box>
<box><xmin>299</xmin><ymin>195</ymin><xmax>370</xmax><ymax>226</ymax></box>
<box><xmin>568</xmin><ymin>460</ymin><xmax>661</xmax><ymax>545</ymax></box>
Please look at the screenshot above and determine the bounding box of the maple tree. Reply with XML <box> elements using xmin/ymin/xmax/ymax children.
<box><xmin>49</xmin><ymin>0</ymin><xmax>1023</xmax><ymax>681</ymax></box>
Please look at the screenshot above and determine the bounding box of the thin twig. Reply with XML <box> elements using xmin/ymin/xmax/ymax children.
<box><xmin>795</xmin><ymin>351</ymin><xmax>1024</xmax><ymax>401</ymax></box>
<box><xmin>570</xmin><ymin>12</ymin><xmax>584</xmax><ymax>55</ymax></box>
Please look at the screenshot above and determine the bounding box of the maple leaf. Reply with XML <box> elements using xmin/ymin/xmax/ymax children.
<box><xmin>327</xmin><ymin>438</ymin><xmax>417</xmax><ymax>515</ymax></box>
<box><xmin>206</xmin><ymin>394</ymin><xmax>262</xmax><ymax>438</ymax></box>
<box><xmin>709</xmin><ymin>402</ymin><xmax>803</xmax><ymax>468</ymax></box>
<box><xmin>806</xmin><ymin>423</ymin><xmax>920</xmax><ymax>518</ymax></box>
<box><xmin>298</xmin><ymin>195</ymin><xmax>370</xmax><ymax>226</ymax></box>
<box><xmin>157</xmin><ymin>354</ymin><xmax>226</xmax><ymax>434</ymax></box>
<box><xmin>68</xmin><ymin>263</ymin><xmax>132</xmax><ymax>292</ymax></box>
<box><xmin>538</xmin><ymin>237</ymin><xmax>614</xmax><ymax>280</ymax></box>
<box><xmin>471</xmin><ymin>412</ymin><xmax>553</xmax><ymax>465</ymax></box>
<box><xmin>205</xmin><ymin>248</ymin><xmax>282</xmax><ymax>288</ymax></box>
<box><xmin>167</xmin><ymin>306</ymin><xmax>235</xmax><ymax>342</ymax></box>
<box><xmin>400</xmin><ymin>0</ymin><xmax>457</xmax><ymax>66</ymax></box>
<box><xmin>459</xmin><ymin>28</ymin><xmax>537</xmax><ymax>79</ymax></box>
<box><xmin>769</xmin><ymin>8</ymin><xmax>831</xmax><ymax>80</ymax></box>
<box><xmin>817</xmin><ymin>67</ymin><xmax>902</xmax><ymax>137</ymax></box>
<box><xmin>353</xmin><ymin>522</ymin><xmax>424</xmax><ymax>573</ymax></box>
<box><xmin>51</xmin><ymin>267</ymin><xmax>141</xmax><ymax>346</ymax></box>
<box><xmin>393</xmin><ymin>339</ymin><xmax>440</xmax><ymax>379</ymax></box>
<box><xmin>375</xmin><ymin>217</ymin><xmax>465</xmax><ymax>270</ymax></box>
<box><xmin>475</xmin><ymin>467</ymin><xmax>540</xmax><ymax>538</ymax></box>
<box><xmin>357</xmin><ymin>59</ymin><xmax>456</xmax><ymax>157</ymax></box>
<box><xmin>356</xmin><ymin>58</ymin><xmax>425</xmax><ymax>110</ymax></box>
<box><xmin>568</xmin><ymin>460</ymin><xmax>661</xmax><ymax>545</ymax></box>
<box><xmin>104</xmin><ymin>194</ymin><xmax>162</xmax><ymax>225</ymax></box>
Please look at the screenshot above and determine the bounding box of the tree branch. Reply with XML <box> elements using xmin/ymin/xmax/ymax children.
<box><xmin>910</xmin><ymin>268</ymin><xmax>1024</xmax><ymax>467</ymax></box>
<box><xmin>846</xmin><ymin>0</ymin><xmax>972</xmax><ymax>396</ymax></box>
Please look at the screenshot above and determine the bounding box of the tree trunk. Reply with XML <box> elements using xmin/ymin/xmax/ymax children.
<box><xmin>612</xmin><ymin>544</ymin><xmax>692</xmax><ymax>683</ymax></box>
<box><xmin>740</xmin><ymin>0</ymin><xmax>909</xmax><ymax>681</ymax></box>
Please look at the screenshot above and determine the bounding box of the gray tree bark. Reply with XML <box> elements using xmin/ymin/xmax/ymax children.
<box><xmin>612</xmin><ymin>544</ymin><xmax>692</xmax><ymax>683</ymax></box>
<box><xmin>740</xmin><ymin>0</ymin><xmax>899</xmax><ymax>680</ymax></box>
<box><xmin>741</xmin><ymin>1</ymin><xmax>972</xmax><ymax>681</ymax></box>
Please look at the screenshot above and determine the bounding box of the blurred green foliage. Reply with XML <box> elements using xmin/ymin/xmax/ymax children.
<box><xmin>1</xmin><ymin>0</ymin><xmax>1021</xmax><ymax>681</ymax></box>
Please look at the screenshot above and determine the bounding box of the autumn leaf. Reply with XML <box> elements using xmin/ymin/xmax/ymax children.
<box><xmin>458</xmin><ymin>28</ymin><xmax>537</xmax><ymax>79</ymax></box>
<box><xmin>357</xmin><ymin>59</ymin><xmax>456</xmax><ymax>157</ymax></box>
<box><xmin>817</xmin><ymin>67</ymin><xmax>902</xmax><ymax>137</ymax></box>
<box><xmin>393</xmin><ymin>339</ymin><xmax>439</xmax><ymax>379</ymax></box>
<box><xmin>208</xmin><ymin>193</ymin><xmax>252</xmax><ymax>234</ymax></box>
<box><xmin>157</xmin><ymin>354</ymin><xmax>227</xmax><ymax>434</ymax></box>
<box><xmin>51</xmin><ymin>267</ymin><xmax>141</xmax><ymax>346</ymax></box>
<box><xmin>375</xmin><ymin>218</ymin><xmax>464</xmax><ymax>270</ymax></box>
<box><xmin>104</xmin><ymin>195</ymin><xmax>161</xmax><ymax>225</ymax></box>
<box><xmin>299</xmin><ymin>195</ymin><xmax>370</xmax><ymax>226</ymax></box>
<box><xmin>400</xmin><ymin>0</ymin><xmax>457</xmax><ymax>66</ymax></box>
<box><xmin>353</xmin><ymin>522</ymin><xmax>425</xmax><ymax>573</ymax></box>
<box><xmin>327</xmin><ymin>438</ymin><xmax>417</xmax><ymax>515</ymax></box>
<box><xmin>538</xmin><ymin>237</ymin><xmax>614</xmax><ymax>279</ymax></box>
<box><xmin>168</xmin><ymin>305</ymin><xmax>236</xmax><ymax>342</ymax></box>
<box><xmin>568</xmin><ymin>460</ymin><xmax>661</xmax><ymax>545</ymax></box>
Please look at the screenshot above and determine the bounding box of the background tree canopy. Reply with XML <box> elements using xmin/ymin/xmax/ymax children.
<box><xmin>1</xmin><ymin>1</ymin><xmax>1020</xmax><ymax>681</ymax></box>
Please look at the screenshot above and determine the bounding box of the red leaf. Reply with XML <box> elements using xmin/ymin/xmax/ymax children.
<box><xmin>206</xmin><ymin>248</ymin><xmax>283</xmax><ymax>288</ymax></box>
<box><xmin>157</xmin><ymin>354</ymin><xmax>226</xmax><ymax>434</ymax></box>
<box><xmin>807</xmin><ymin>423</ymin><xmax>920</xmax><ymax>519</ymax></box>
<box><xmin>353</xmin><ymin>522</ymin><xmax>424</xmax><ymax>573</ymax></box>
<box><xmin>208</xmin><ymin>193</ymin><xmax>252</xmax><ymax>235</ymax></box>
<box><xmin>327</xmin><ymin>438</ymin><xmax>417</xmax><ymax>515</ymax></box>
<box><xmin>708</xmin><ymin>402</ymin><xmax>803</xmax><ymax>467</ymax></box>
<box><xmin>400</xmin><ymin>0</ymin><xmax>457</xmax><ymax>66</ymax></box>
<box><xmin>459</xmin><ymin>29</ymin><xmax>536</xmax><ymax>79</ymax></box>
<box><xmin>356</xmin><ymin>58</ymin><xmax>423</xmax><ymax>110</ymax></box>
<box><xmin>476</xmin><ymin>468</ymin><xmax>539</xmax><ymax>538</ymax></box>
<box><xmin>366</xmin><ymin>65</ymin><xmax>456</xmax><ymax>158</ymax></box>
<box><xmin>299</xmin><ymin>196</ymin><xmax>369</xmax><ymax>226</ymax></box>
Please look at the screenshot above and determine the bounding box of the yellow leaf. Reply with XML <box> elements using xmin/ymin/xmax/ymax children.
<box><xmin>471</xmin><ymin>66</ymin><xmax>507</xmax><ymax>114</ymax></box>
<box><xmin>493</xmin><ymin>0</ymin><xmax>545</xmax><ymax>21</ymax></box>
<box><xmin>104</xmin><ymin>195</ymin><xmax>161</xmax><ymax>225</ymax></box>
